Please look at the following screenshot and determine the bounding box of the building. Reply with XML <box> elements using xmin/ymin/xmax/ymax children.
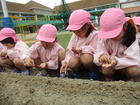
<box><xmin>54</xmin><ymin>0</ymin><xmax>119</xmax><ymax>25</ymax></box>
<box><xmin>0</xmin><ymin>0</ymin><xmax>53</xmax><ymax>19</ymax></box>
<box><xmin>119</xmin><ymin>0</ymin><xmax>140</xmax><ymax>17</ymax></box>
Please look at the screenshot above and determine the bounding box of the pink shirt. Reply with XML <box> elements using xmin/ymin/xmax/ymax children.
<box><xmin>94</xmin><ymin>38</ymin><xmax>140</xmax><ymax>69</ymax></box>
<box><xmin>30</xmin><ymin>41</ymin><xmax>64</xmax><ymax>70</ymax></box>
<box><xmin>0</xmin><ymin>43</ymin><xmax>7</xmax><ymax>51</ymax></box>
<box><xmin>7</xmin><ymin>40</ymin><xmax>30</xmax><ymax>60</ymax></box>
<box><xmin>63</xmin><ymin>31</ymin><xmax>98</xmax><ymax>64</ymax></box>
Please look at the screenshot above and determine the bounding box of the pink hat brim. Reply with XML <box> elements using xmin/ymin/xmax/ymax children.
<box><xmin>36</xmin><ymin>35</ymin><xmax>55</xmax><ymax>43</ymax></box>
<box><xmin>98</xmin><ymin>25</ymin><xmax>123</xmax><ymax>39</ymax></box>
<box><xmin>66</xmin><ymin>24</ymin><xmax>83</xmax><ymax>31</ymax></box>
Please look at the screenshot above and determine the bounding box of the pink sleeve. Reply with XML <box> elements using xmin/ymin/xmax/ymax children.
<box><xmin>7</xmin><ymin>41</ymin><xmax>30</xmax><ymax>60</ymax></box>
<box><xmin>113</xmin><ymin>39</ymin><xmax>140</xmax><ymax>69</ymax></box>
<box><xmin>29</xmin><ymin>42</ymin><xmax>40</xmax><ymax>59</ymax></box>
<box><xmin>81</xmin><ymin>31</ymin><xmax>98</xmax><ymax>54</ymax></box>
<box><xmin>94</xmin><ymin>39</ymin><xmax>108</xmax><ymax>66</ymax></box>
<box><xmin>62</xmin><ymin>34</ymin><xmax>75</xmax><ymax>64</ymax></box>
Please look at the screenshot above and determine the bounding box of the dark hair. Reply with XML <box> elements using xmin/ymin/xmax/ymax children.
<box><xmin>121</xmin><ymin>22</ymin><xmax>136</xmax><ymax>47</ymax></box>
<box><xmin>81</xmin><ymin>23</ymin><xmax>95</xmax><ymax>37</ymax></box>
<box><xmin>1</xmin><ymin>37</ymin><xmax>15</xmax><ymax>44</ymax></box>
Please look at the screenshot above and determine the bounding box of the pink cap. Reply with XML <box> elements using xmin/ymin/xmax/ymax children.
<box><xmin>132</xmin><ymin>16</ymin><xmax>140</xmax><ymax>25</ymax></box>
<box><xmin>36</xmin><ymin>24</ymin><xmax>57</xmax><ymax>43</ymax></box>
<box><xmin>0</xmin><ymin>28</ymin><xmax>19</xmax><ymax>42</ymax></box>
<box><xmin>66</xmin><ymin>9</ymin><xmax>94</xmax><ymax>31</ymax></box>
<box><xmin>98</xmin><ymin>8</ymin><xmax>129</xmax><ymax>39</ymax></box>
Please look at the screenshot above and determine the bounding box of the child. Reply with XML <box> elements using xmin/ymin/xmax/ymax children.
<box><xmin>94</xmin><ymin>8</ymin><xmax>140</xmax><ymax>81</ymax></box>
<box><xmin>0</xmin><ymin>28</ymin><xmax>34</xmax><ymax>75</ymax></box>
<box><xmin>60</xmin><ymin>9</ymin><xmax>99</xmax><ymax>80</ymax></box>
<box><xmin>132</xmin><ymin>16</ymin><xmax>140</xmax><ymax>45</ymax></box>
<box><xmin>29</xmin><ymin>24</ymin><xmax>65</xmax><ymax>77</ymax></box>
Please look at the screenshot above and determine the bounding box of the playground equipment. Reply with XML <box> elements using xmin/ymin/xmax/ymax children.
<box><xmin>1</xmin><ymin>0</ymin><xmax>13</xmax><ymax>28</ymax></box>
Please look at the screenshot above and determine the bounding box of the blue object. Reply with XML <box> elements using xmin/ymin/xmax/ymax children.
<box><xmin>70</xmin><ymin>73</ymin><xmax>80</xmax><ymax>79</ymax></box>
<box><xmin>22</xmin><ymin>70</ymin><xmax>29</xmax><ymax>75</ymax></box>
<box><xmin>2</xmin><ymin>17</ymin><xmax>14</xmax><ymax>28</ymax></box>
<box><xmin>60</xmin><ymin>73</ymin><xmax>65</xmax><ymax>78</ymax></box>
<box><xmin>88</xmin><ymin>72</ymin><xmax>100</xmax><ymax>80</ymax></box>
<box><xmin>0</xmin><ymin>66</ymin><xmax>4</xmax><ymax>72</ymax></box>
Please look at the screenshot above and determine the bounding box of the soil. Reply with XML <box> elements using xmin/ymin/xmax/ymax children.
<box><xmin>0</xmin><ymin>72</ymin><xmax>140</xmax><ymax>105</ymax></box>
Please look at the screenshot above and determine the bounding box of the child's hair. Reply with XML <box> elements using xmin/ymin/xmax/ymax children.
<box><xmin>1</xmin><ymin>37</ymin><xmax>16</xmax><ymax>44</ymax></box>
<box><xmin>81</xmin><ymin>23</ymin><xmax>94</xmax><ymax>37</ymax></box>
<box><xmin>121</xmin><ymin>22</ymin><xmax>136</xmax><ymax>47</ymax></box>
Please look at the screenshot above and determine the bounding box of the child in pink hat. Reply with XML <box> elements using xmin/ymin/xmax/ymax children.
<box><xmin>94</xmin><ymin>8</ymin><xmax>140</xmax><ymax>81</ymax></box>
<box><xmin>60</xmin><ymin>9</ymin><xmax>99</xmax><ymax>80</ymax></box>
<box><xmin>0</xmin><ymin>28</ymin><xmax>34</xmax><ymax>75</ymax></box>
<box><xmin>30</xmin><ymin>24</ymin><xmax>65</xmax><ymax>77</ymax></box>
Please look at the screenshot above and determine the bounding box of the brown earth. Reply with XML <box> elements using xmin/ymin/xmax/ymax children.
<box><xmin>0</xmin><ymin>72</ymin><xmax>140</xmax><ymax>105</ymax></box>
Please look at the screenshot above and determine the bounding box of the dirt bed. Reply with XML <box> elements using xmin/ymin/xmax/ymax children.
<box><xmin>0</xmin><ymin>72</ymin><xmax>140</xmax><ymax>105</ymax></box>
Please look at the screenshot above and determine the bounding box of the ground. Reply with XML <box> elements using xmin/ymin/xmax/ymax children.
<box><xmin>0</xmin><ymin>72</ymin><xmax>140</xmax><ymax>105</ymax></box>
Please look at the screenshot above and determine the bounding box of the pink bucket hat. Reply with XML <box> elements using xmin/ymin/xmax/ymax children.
<box><xmin>0</xmin><ymin>28</ymin><xmax>19</xmax><ymax>42</ymax></box>
<box><xmin>66</xmin><ymin>9</ymin><xmax>94</xmax><ymax>31</ymax></box>
<box><xmin>132</xmin><ymin>16</ymin><xmax>140</xmax><ymax>25</ymax></box>
<box><xmin>98</xmin><ymin>8</ymin><xmax>132</xmax><ymax>39</ymax></box>
<box><xmin>36</xmin><ymin>24</ymin><xmax>57</xmax><ymax>43</ymax></box>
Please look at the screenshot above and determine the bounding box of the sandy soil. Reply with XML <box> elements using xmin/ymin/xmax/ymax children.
<box><xmin>0</xmin><ymin>72</ymin><xmax>140</xmax><ymax>105</ymax></box>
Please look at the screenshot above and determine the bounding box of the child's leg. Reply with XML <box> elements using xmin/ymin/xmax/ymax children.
<box><xmin>0</xmin><ymin>57</ymin><xmax>13</xmax><ymax>68</ymax></box>
<box><xmin>68</xmin><ymin>56</ymin><xmax>82</xmax><ymax>73</ymax></box>
<box><xmin>122</xmin><ymin>66</ymin><xmax>140</xmax><ymax>81</ymax></box>
<box><xmin>13</xmin><ymin>58</ymin><xmax>29</xmax><ymax>75</ymax></box>
<box><xmin>101</xmin><ymin>67</ymin><xmax>115</xmax><ymax>81</ymax></box>
<box><xmin>80</xmin><ymin>53</ymin><xmax>96</xmax><ymax>72</ymax></box>
<box><xmin>13</xmin><ymin>58</ymin><xmax>26</xmax><ymax>70</ymax></box>
<box><xmin>58</xmin><ymin>49</ymin><xmax>65</xmax><ymax>68</ymax></box>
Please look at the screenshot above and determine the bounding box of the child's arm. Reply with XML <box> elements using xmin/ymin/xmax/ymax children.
<box><xmin>112</xmin><ymin>39</ymin><xmax>140</xmax><ymax>69</ymax></box>
<box><xmin>94</xmin><ymin>39</ymin><xmax>109</xmax><ymax>66</ymax></box>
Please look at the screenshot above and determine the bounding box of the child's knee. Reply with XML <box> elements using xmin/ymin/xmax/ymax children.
<box><xmin>125</xmin><ymin>66</ymin><xmax>140</xmax><ymax>77</ymax></box>
<box><xmin>58</xmin><ymin>49</ymin><xmax>65</xmax><ymax>62</ymax></box>
<box><xmin>69</xmin><ymin>57</ymin><xmax>80</xmax><ymax>68</ymax></box>
<box><xmin>13</xmin><ymin>59</ymin><xmax>24</xmax><ymax>67</ymax></box>
<box><xmin>80</xmin><ymin>54</ymin><xmax>93</xmax><ymax>65</ymax></box>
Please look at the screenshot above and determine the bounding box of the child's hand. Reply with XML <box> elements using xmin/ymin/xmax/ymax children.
<box><xmin>13</xmin><ymin>57</ymin><xmax>20</xmax><ymax>64</ymax></box>
<box><xmin>72</xmin><ymin>47</ymin><xmax>82</xmax><ymax>54</ymax></box>
<box><xmin>110</xmin><ymin>59</ymin><xmax>117</xmax><ymax>67</ymax></box>
<box><xmin>24</xmin><ymin>58</ymin><xmax>35</xmax><ymax>67</ymax></box>
<box><xmin>99</xmin><ymin>54</ymin><xmax>111</xmax><ymax>64</ymax></box>
<box><xmin>37</xmin><ymin>62</ymin><xmax>47</xmax><ymax>69</ymax></box>
<box><xmin>0</xmin><ymin>50</ymin><xmax>7</xmax><ymax>57</ymax></box>
<box><xmin>102</xmin><ymin>59</ymin><xmax>117</xmax><ymax>70</ymax></box>
<box><xmin>60</xmin><ymin>61</ymin><xmax>68</xmax><ymax>74</ymax></box>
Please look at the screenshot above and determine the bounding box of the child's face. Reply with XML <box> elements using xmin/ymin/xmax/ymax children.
<box><xmin>112</xmin><ymin>29</ymin><xmax>125</xmax><ymax>41</ymax></box>
<box><xmin>3</xmin><ymin>43</ymin><xmax>15</xmax><ymax>48</ymax></box>
<box><xmin>73</xmin><ymin>24</ymin><xmax>90</xmax><ymax>37</ymax></box>
<box><xmin>41</xmin><ymin>41</ymin><xmax>55</xmax><ymax>49</ymax></box>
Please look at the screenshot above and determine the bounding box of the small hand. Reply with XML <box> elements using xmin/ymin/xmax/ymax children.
<box><xmin>72</xmin><ymin>47</ymin><xmax>82</xmax><ymax>54</ymax></box>
<box><xmin>60</xmin><ymin>62</ymin><xmax>68</xmax><ymax>74</ymax></box>
<box><xmin>99</xmin><ymin>54</ymin><xmax>111</xmax><ymax>64</ymax></box>
<box><xmin>0</xmin><ymin>50</ymin><xmax>7</xmax><ymax>57</ymax></box>
<box><xmin>24</xmin><ymin>58</ymin><xmax>35</xmax><ymax>67</ymax></box>
<box><xmin>37</xmin><ymin>62</ymin><xmax>47</xmax><ymax>69</ymax></box>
